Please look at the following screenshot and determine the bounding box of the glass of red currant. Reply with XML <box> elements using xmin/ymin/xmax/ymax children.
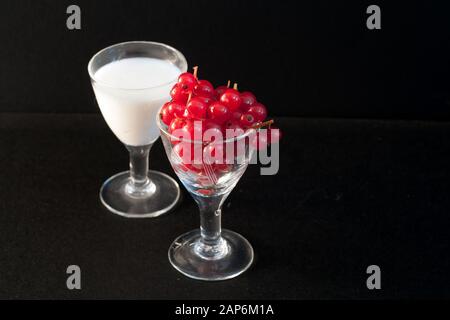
<box><xmin>157</xmin><ymin>66</ymin><xmax>282</xmax><ymax>280</ymax></box>
<box><xmin>155</xmin><ymin>68</ymin><xmax>284</xmax><ymax>280</ymax></box>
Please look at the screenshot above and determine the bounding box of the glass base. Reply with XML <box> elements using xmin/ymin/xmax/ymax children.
<box><xmin>100</xmin><ymin>170</ymin><xmax>180</xmax><ymax>218</ymax></box>
<box><xmin>168</xmin><ymin>229</ymin><xmax>254</xmax><ymax>281</ymax></box>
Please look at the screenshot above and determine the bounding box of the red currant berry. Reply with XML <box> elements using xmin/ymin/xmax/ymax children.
<box><xmin>239</xmin><ymin>113</ymin><xmax>256</xmax><ymax>128</ymax></box>
<box><xmin>161</xmin><ymin>103</ymin><xmax>174</xmax><ymax>125</ymax></box>
<box><xmin>194</xmin><ymin>80</ymin><xmax>214</xmax><ymax>97</ymax></box>
<box><xmin>169</xmin><ymin>117</ymin><xmax>186</xmax><ymax>134</ymax></box>
<box><xmin>240</xmin><ymin>91</ymin><xmax>257</xmax><ymax>112</ymax></box>
<box><xmin>167</xmin><ymin>101</ymin><xmax>185</xmax><ymax>118</ymax></box>
<box><xmin>170</xmin><ymin>84</ymin><xmax>189</xmax><ymax>103</ymax></box>
<box><xmin>215</xmin><ymin>85</ymin><xmax>229</xmax><ymax>99</ymax></box>
<box><xmin>194</xmin><ymin>95</ymin><xmax>215</xmax><ymax>107</ymax></box>
<box><xmin>223</xmin><ymin>120</ymin><xmax>244</xmax><ymax>138</ymax></box>
<box><xmin>220</xmin><ymin>88</ymin><xmax>242</xmax><ymax>112</ymax></box>
<box><xmin>231</xmin><ymin>110</ymin><xmax>242</xmax><ymax>121</ymax></box>
<box><xmin>223</xmin><ymin>119</ymin><xmax>239</xmax><ymax>130</ymax></box>
<box><xmin>177</xmin><ymin>72</ymin><xmax>197</xmax><ymax>91</ymax></box>
<box><xmin>247</xmin><ymin>103</ymin><xmax>267</xmax><ymax>122</ymax></box>
<box><xmin>186</xmin><ymin>97</ymin><xmax>207</xmax><ymax>119</ymax></box>
<box><xmin>205</xmin><ymin>120</ymin><xmax>222</xmax><ymax>129</ymax></box>
<box><xmin>207</xmin><ymin>102</ymin><xmax>230</xmax><ymax>125</ymax></box>
<box><xmin>203</xmin><ymin>120</ymin><xmax>224</xmax><ymax>143</ymax></box>
<box><xmin>181</xmin><ymin>119</ymin><xmax>205</xmax><ymax>141</ymax></box>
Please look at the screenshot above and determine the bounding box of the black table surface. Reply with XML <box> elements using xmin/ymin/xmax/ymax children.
<box><xmin>0</xmin><ymin>113</ymin><xmax>449</xmax><ymax>299</ymax></box>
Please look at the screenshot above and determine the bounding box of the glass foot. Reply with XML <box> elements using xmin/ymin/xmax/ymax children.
<box><xmin>168</xmin><ymin>229</ymin><xmax>254</xmax><ymax>281</ymax></box>
<box><xmin>100</xmin><ymin>170</ymin><xmax>180</xmax><ymax>218</ymax></box>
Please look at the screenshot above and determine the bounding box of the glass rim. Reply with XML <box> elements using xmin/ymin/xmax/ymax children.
<box><xmin>87</xmin><ymin>41</ymin><xmax>188</xmax><ymax>91</ymax></box>
<box><xmin>156</xmin><ymin>112</ymin><xmax>256</xmax><ymax>144</ymax></box>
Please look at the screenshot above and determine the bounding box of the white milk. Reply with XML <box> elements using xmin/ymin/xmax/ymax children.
<box><xmin>93</xmin><ymin>57</ymin><xmax>181</xmax><ymax>146</ymax></box>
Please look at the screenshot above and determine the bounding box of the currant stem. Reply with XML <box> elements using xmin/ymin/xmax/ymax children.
<box><xmin>251</xmin><ymin>119</ymin><xmax>274</xmax><ymax>129</ymax></box>
<box><xmin>233</xmin><ymin>83</ymin><xmax>238</xmax><ymax>90</ymax></box>
<box><xmin>227</xmin><ymin>80</ymin><xmax>231</xmax><ymax>88</ymax></box>
<box><xmin>193</xmin><ymin>66</ymin><xmax>199</xmax><ymax>79</ymax></box>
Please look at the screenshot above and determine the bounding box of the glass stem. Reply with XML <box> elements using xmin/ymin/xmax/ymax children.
<box><xmin>193</xmin><ymin>194</ymin><xmax>229</xmax><ymax>260</ymax></box>
<box><xmin>125</xmin><ymin>144</ymin><xmax>155</xmax><ymax>197</ymax></box>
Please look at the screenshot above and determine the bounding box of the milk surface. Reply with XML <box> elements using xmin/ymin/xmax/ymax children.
<box><xmin>93</xmin><ymin>57</ymin><xmax>181</xmax><ymax>146</ymax></box>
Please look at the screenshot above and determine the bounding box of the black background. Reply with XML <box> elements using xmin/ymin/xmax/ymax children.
<box><xmin>0</xmin><ymin>0</ymin><xmax>449</xmax><ymax>119</ymax></box>
<box><xmin>1</xmin><ymin>0</ymin><xmax>450</xmax><ymax>301</ymax></box>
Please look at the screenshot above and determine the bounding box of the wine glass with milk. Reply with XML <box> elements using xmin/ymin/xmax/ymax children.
<box><xmin>88</xmin><ymin>41</ymin><xmax>187</xmax><ymax>218</ymax></box>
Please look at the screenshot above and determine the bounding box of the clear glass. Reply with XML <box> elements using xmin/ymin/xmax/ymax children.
<box><xmin>157</xmin><ymin>116</ymin><xmax>255</xmax><ymax>281</ymax></box>
<box><xmin>88</xmin><ymin>41</ymin><xmax>188</xmax><ymax>218</ymax></box>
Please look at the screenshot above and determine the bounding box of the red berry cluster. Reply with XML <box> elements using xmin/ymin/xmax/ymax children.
<box><xmin>161</xmin><ymin>67</ymin><xmax>281</xmax><ymax>147</ymax></box>
<box><xmin>160</xmin><ymin>67</ymin><xmax>281</xmax><ymax>178</ymax></box>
